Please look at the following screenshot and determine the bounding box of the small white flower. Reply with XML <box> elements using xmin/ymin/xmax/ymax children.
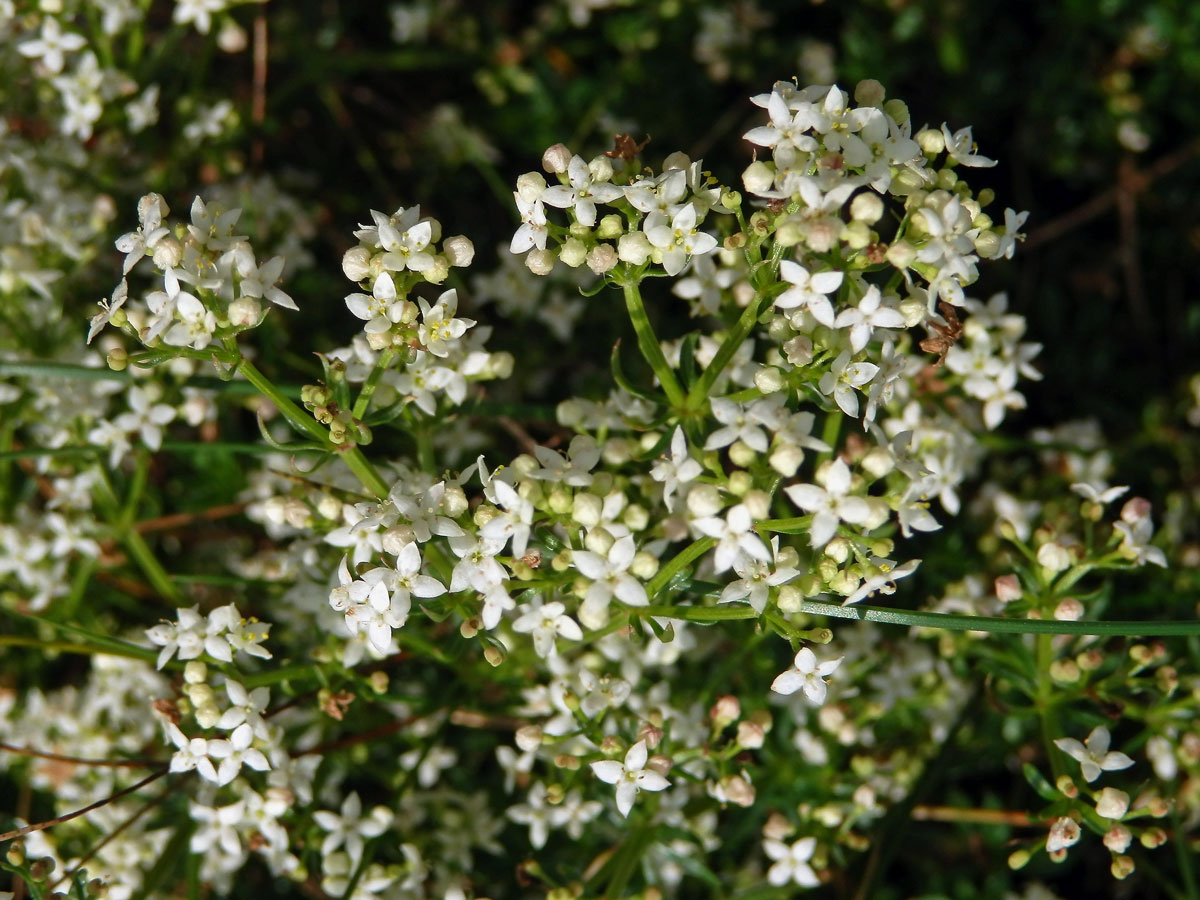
<box><xmin>763</xmin><ymin>836</ymin><xmax>820</xmax><ymax>888</ymax></box>
<box><xmin>771</xmin><ymin>647</ymin><xmax>842</xmax><ymax>705</ymax></box>
<box><xmin>512</xmin><ymin>600</ymin><xmax>583</xmax><ymax>658</ymax></box>
<box><xmin>1054</xmin><ymin>726</ymin><xmax>1134</xmax><ymax>783</ymax></box>
<box><xmin>590</xmin><ymin>740</ymin><xmax>670</xmax><ymax>817</ymax></box>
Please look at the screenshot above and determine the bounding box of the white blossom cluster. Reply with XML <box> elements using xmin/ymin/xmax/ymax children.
<box><xmin>0</xmin><ymin>73</ymin><xmax>1186</xmax><ymax>900</ymax></box>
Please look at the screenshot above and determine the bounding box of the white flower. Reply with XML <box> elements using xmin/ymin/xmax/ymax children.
<box><xmin>237</xmin><ymin>255</ymin><xmax>297</xmax><ymax>310</ymax></box>
<box><xmin>346</xmin><ymin>273</ymin><xmax>402</xmax><ymax>334</ymax></box>
<box><xmin>541</xmin><ymin>155</ymin><xmax>624</xmax><ymax>227</ymax></box>
<box><xmin>818</xmin><ymin>350</ymin><xmax>878</xmax><ymax>418</ymax></box>
<box><xmin>313</xmin><ymin>792</ymin><xmax>393</xmax><ymax>864</ymax></box>
<box><xmin>1046</xmin><ymin>816</ymin><xmax>1081</xmax><ymax>853</ymax></box>
<box><xmin>650</xmin><ymin>426</ymin><xmax>703</xmax><ymax>511</ymax></box>
<box><xmin>507</xmin><ymin>782</ymin><xmax>555</xmax><ymax>849</ymax></box>
<box><xmin>842</xmin><ymin>558</ymin><xmax>920</xmax><ymax>606</ymax></box>
<box><xmin>693</xmin><ymin>503</ymin><xmax>770</xmax><ymax>574</ymax></box>
<box><xmin>590</xmin><ymin>740</ymin><xmax>670</xmax><ymax>817</ymax></box>
<box><xmin>114</xmin><ymin>384</ymin><xmax>176</xmax><ymax>453</ymax></box>
<box><xmin>573</xmin><ymin>535</ymin><xmax>649</xmax><ymax>628</ymax></box>
<box><xmin>1054</xmin><ymin>726</ymin><xmax>1134</xmax><ymax>783</ymax></box>
<box><xmin>941</xmin><ymin>123</ymin><xmax>996</xmax><ymax>167</ymax></box>
<box><xmin>511</xmin><ymin>194</ymin><xmax>548</xmax><ymax>253</ymax></box>
<box><xmin>418</xmin><ymin>289</ymin><xmax>475</xmax><ymax>358</ymax></box>
<box><xmin>832</xmin><ymin>285</ymin><xmax>905</xmax><ymax>352</ymax></box>
<box><xmin>644</xmin><ymin>204</ymin><xmax>719</xmax><ymax>276</ymax></box>
<box><xmin>784</xmin><ymin>458</ymin><xmax>871</xmax><ymax>548</ymax></box>
<box><xmin>512</xmin><ymin>600</ymin><xmax>583</xmax><ymax>658</ymax></box>
<box><xmin>763</xmin><ymin>836</ymin><xmax>820</xmax><ymax>888</ymax></box>
<box><xmin>1069</xmin><ymin>482</ymin><xmax>1129</xmax><ymax>506</ymax></box>
<box><xmin>775</xmin><ymin>260</ymin><xmax>842</xmax><ymax>326</ymax></box>
<box><xmin>18</xmin><ymin>16</ymin><xmax>87</xmax><ymax>74</ymax></box>
<box><xmin>771</xmin><ymin>647</ymin><xmax>842</xmax><ymax>705</ymax></box>
<box><xmin>206</xmin><ymin>722</ymin><xmax>271</xmax><ymax>785</ymax></box>
<box><xmin>719</xmin><ymin>537</ymin><xmax>799</xmax><ymax>614</ymax></box>
<box><xmin>379</xmin><ymin>216</ymin><xmax>434</xmax><ymax>272</ymax></box>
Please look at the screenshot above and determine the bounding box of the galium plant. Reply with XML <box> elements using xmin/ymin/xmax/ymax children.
<box><xmin>3</xmin><ymin>52</ymin><xmax>1200</xmax><ymax>900</ymax></box>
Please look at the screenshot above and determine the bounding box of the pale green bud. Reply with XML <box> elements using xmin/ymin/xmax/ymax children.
<box><xmin>886</xmin><ymin>239</ymin><xmax>917</xmax><ymax>269</ymax></box>
<box><xmin>727</xmin><ymin>469</ymin><xmax>753</xmax><ymax>496</ymax></box>
<box><xmin>597</xmin><ymin>214</ymin><xmax>624</xmax><ymax>239</ymax></box>
<box><xmin>755</xmin><ymin>366</ymin><xmax>786</xmax><ymax>394</ymax></box>
<box><xmin>630</xmin><ymin>551</ymin><xmax>659</xmax><ymax>580</ymax></box>
<box><xmin>742</xmin><ymin>161</ymin><xmax>775</xmax><ymax>195</ymax></box>
<box><xmin>850</xmin><ymin>192</ymin><xmax>884</xmax><ymax>224</ymax></box>
<box><xmin>917</xmin><ymin>127</ymin><xmax>945</xmax><ymax>155</ymax></box>
<box><xmin>729</xmin><ymin>440</ymin><xmax>757</xmax><ymax>468</ymax></box>
<box><xmin>560</xmin><ymin>238</ymin><xmax>588</xmax><ymax>267</ymax></box>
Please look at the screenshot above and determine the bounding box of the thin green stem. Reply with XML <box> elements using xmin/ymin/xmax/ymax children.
<box><xmin>646</xmin><ymin>537</ymin><xmax>716</xmax><ymax>598</ymax></box>
<box><xmin>341</xmin><ymin>446</ymin><xmax>390</xmax><ymax>500</ymax></box>
<box><xmin>352</xmin><ymin>348</ymin><xmax>396</xmax><ymax>420</ymax></box>
<box><xmin>0</xmin><ymin>635</ymin><xmax>157</xmax><ymax>664</ymax></box>
<box><xmin>236</xmin><ymin>358</ymin><xmax>329</xmax><ymax>445</ymax></box>
<box><xmin>685</xmin><ymin>292</ymin><xmax>766</xmax><ymax>410</ymax></box>
<box><xmin>620</xmin><ymin>280</ymin><xmax>686</xmax><ymax>408</ymax></box>
<box><xmin>120</xmin><ymin>527</ymin><xmax>185</xmax><ymax>606</ymax></box>
<box><xmin>798</xmin><ymin>600</ymin><xmax>1200</xmax><ymax>636</ymax></box>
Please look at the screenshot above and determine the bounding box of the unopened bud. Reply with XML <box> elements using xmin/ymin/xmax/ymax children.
<box><xmin>542</xmin><ymin>144</ymin><xmax>572</xmax><ymax>174</ymax></box>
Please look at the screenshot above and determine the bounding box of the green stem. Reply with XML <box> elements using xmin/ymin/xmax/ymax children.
<box><xmin>0</xmin><ymin>635</ymin><xmax>156</xmax><ymax>663</ymax></box>
<box><xmin>342</xmin><ymin>445</ymin><xmax>390</xmax><ymax>500</ymax></box>
<box><xmin>1036</xmin><ymin>632</ymin><xmax>1064</xmax><ymax>781</ymax></box>
<box><xmin>620</xmin><ymin>279</ymin><xmax>685</xmax><ymax>408</ymax></box>
<box><xmin>798</xmin><ymin>600</ymin><xmax>1200</xmax><ymax>636</ymax></box>
<box><xmin>236</xmin><ymin>358</ymin><xmax>329</xmax><ymax>444</ymax></box>
<box><xmin>685</xmin><ymin>292</ymin><xmax>766</xmax><ymax>410</ymax></box>
<box><xmin>352</xmin><ymin>348</ymin><xmax>396</xmax><ymax>420</ymax></box>
<box><xmin>646</xmin><ymin>537</ymin><xmax>716</xmax><ymax>598</ymax></box>
<box><xmin>94</xmin><ymin>467</ymin><xmax>183</xmax><ymax>606</ymax></box>
<box><xmin>121</xmin><ymin>526</ymin><xmax>185</xmax><ymax>606</ymax></box>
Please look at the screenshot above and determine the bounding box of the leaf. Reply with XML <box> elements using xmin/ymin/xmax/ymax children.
<box><xmin>255</xmin><ymin>409</ymin><xmax>327</xmax><ymax>453</ymax></box>
<box><xmin>679</xmin><ymin>331</ymin><xmax>700</xmax><ymax>389</ymax></box>
<box><xmin>365</xmin><ymin>395</ymin><xmax>411</xmax><ymax>426</ymax></box>
<box><xmin>610</xmin><ymin>340</ymin><xmax>662</xmax><ymax>404</ymax></box>
<box><xmin>1022</xmin><ymin>762</ymin><xmax>1059</xmax><ymax>802</ymax></box>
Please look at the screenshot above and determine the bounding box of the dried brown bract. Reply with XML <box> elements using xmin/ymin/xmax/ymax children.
<box><xmin>919</xmin><ymin>301</ymin><xmax>964</xmax><ymax>367</ymax></box>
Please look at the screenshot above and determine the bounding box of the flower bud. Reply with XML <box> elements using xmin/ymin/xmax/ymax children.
<box><xmin>443</xmin><ymin>235</ymin><xmax>475</xmax><ymax>267</ymax></box>
<box><xmin>559</xmin><ymin>238</ymin><xmax>587</xmax><ymax>268</ymax></box>
<box><xmin>886</xmin><ymin>239</ymin><xmax>917</xmax><ymax>270</ymax></box>
<box><xmin>630</xmin><ymin>551</ymin><xmax>658</xmax><ymax>580</ymax></box>
<box><xmin>854</xmin><ymin>79</ymin><xmax>886</xmax><ymax>106</ymax></box>
<box><xmin>850</xmin><ymin>193</ymin><xmax>884</xmax><ymax>224</ymax></box>
<box><xmin>917</xmin><ymin>127</ymin><xmax>946</xmax><ymax>156</ymax></box>
<box><xmin>617</xmin><ymin>231</ymin><xmax>652</xmax><ymax>265</ymax></box>
<box><xmin>229</xmin><ymin>296</ymin><xmax>261</xmax><ymax>327</ymax></box>
<box><xmin>153</xmin><ymin>236</ymin><xmax>183</xmax><ymax>269</ymax></box>
<box><xmin>1037</xmin><ymin>541</ymin><xmax>1071</xmax><ymax>573</ymax></box>
<box><xmin>742</xmin><ymin>161</ymin><xmax>775</xmax><ymax>195</ymax></box>
<box><xmin>687</xmin><ymin>484</ymin><xmax>722</xmax><ymax>518</ymax></box>
<box><xmin>1096</xmin><ymin>787</ymin><xmax>1130</xmax><ymax>820</ymax></box>
<box><xmin>342</xmin><ymin>246</ymin><xmax>372</xmax><ymax>281</ymax></box>
<box><xmin>587</xmin><ymin>244</ymin><xmax>618</xmax><ymax>274</ymax></box>
<box><xmin>994</xmin><ymin>573</ymin><xmax>1022</xmax><ymax>603</ymax></box>
<box><xmin>516</xmin><ymin>725</ymin><xmax>543</xmax><ymax>751</ymax></box>
<box><xmin>516</xmin><ymin>172</ymin><xmax>547</xmax><ymax>202</ymax></box>
<box><xmin>597</xmin><ymin>214</ymin><xmax>624</xmax><ymax>239</ymax></box>
<box><xmin>542</xmin><ymin>144</ymin><xmax>572</xmax><ymax>174</ymax></box>
<box><xmin>1104</xmin><ymin>825</ymin><xmax>1132</xmax><ymax>853</ymax></box>
<box><xmin>525</xmin><ymin>248</ymin><xmax>556</xmax><ymax>276</ymax></box>
<box><xmin>588</xmin><ymin>155</ymin><xmax>614</xmax><ymax>183</ymax></box>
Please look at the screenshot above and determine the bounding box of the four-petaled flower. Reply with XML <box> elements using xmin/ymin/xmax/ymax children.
<box><xmin>771</xmin><ymin>647</ymin><xmax>842</xmax><ymax>705</ymax></box>
<box><xmin>1054</xmin><ymin>726</ymin><xmax>1134</xmax><ymax>783</ymax></box>
<box><xmin>590</xmin><ymin>740</ymin><xmax>670</xmax><ymax>818</ymax></box>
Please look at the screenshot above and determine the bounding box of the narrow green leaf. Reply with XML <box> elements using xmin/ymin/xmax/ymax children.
<box><xmin>1022</xmin><ymin>763</ymin><xmax>1059</xmax><ymax>802</ymax></box>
